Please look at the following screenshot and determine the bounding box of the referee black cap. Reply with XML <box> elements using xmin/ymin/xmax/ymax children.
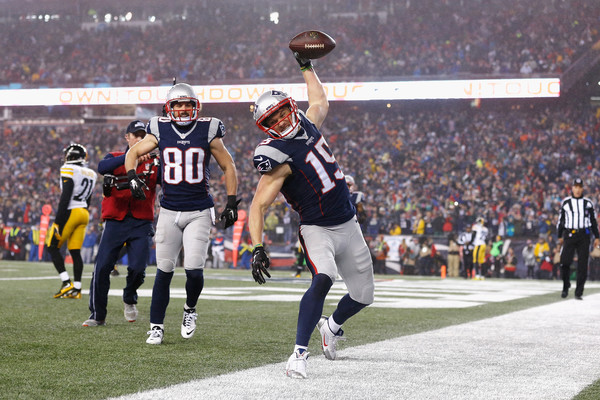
<box><xmin>573</xmin><ymin>177</ymin><xmax>584</xmax><ymax>186</ymax></box>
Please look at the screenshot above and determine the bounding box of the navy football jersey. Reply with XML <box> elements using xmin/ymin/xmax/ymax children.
<box><xmin>253</xmin><ymin>113</ymin><xmax>355</xmax><ymax>226</ymax></box>
<box><xmin>147</xmin><ymin>116</ymin><xmax>225</xmax><ymax>211</ymax></box>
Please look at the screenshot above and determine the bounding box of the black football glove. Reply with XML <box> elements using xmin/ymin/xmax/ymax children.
<box><xmin>127</xmin><ymin>169</ymin><xmax>148</xmax><ymax>200</ymax></box>
<box><xmin>220</xmin><ymin>195</ymin><xmax>241</xmax><ymax>229</ymax></box>
<box><xmin>292</xmin><ymin>51</ymin><xmax>313</xmax><ymax>72</ymax></box>
<box><xmin>251</xmin><ymin>245</ymin><xmax>271</xmax><ymax>285</ymax></box>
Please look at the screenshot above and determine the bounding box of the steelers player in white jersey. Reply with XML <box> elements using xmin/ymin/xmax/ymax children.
<box><xmin>472</xmin><ymin>217</ymin><xmax>489</xmax><ymax>279</ymax></box>
<box><xmin>48</xmin><ymin>143</ymin><xmax>97</xmax><ymax>299</ymax></box>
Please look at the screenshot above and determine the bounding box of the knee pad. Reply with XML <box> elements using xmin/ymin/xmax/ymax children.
<box><xmin>185</xmin><ymin>268</ymin><xmax>204</xmax><ymax>282</ymax></box>
<box><xmin>157</xmin><ymin>259</ymin><xmax>177</xmax><ymax>273</ymax></box>
<box><xmin>310</xmin><ymin>273</ymin><xmax>333</xmax><ymax>298</ymax></box>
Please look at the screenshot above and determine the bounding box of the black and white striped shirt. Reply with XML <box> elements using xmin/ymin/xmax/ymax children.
<box><xmin>557</xmin><ymin>196</ymin><xmax>600</xmax><ymax>238</ymax></box>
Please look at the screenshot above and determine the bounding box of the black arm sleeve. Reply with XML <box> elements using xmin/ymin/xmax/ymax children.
<box><xmin>557</xmin><ymin>201</ymin><xmax>566</xmax><ymax>239</ymax></box>
<box><xmin>55</xmin><ymin>178</ymin><xmax>74</xmax><ymax>227</ymax></box>
<box><xmin>589</xmin><ymin>200</ymin><xmax>600</xmax><ymax>238</ymax></box>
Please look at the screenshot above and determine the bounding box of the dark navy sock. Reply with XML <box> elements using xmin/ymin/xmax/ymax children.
<box><xmin>295</xmin><ymin>273</ymin><xmax>332</xmax><ymax>347</ymax></box>
<box><xmin>184</xmin><ymin>269</ymin><xmax>204</xmax><ymax>309</ymax></box>
<box><xmin>332</xmin><ymin>293</ymin><xmax>368</xmax><ymax>325</ymax></box>
<box><xmin>150</xmin><ymin>269</ymin><xmax>174</xmax><ymax>324</ymax></box>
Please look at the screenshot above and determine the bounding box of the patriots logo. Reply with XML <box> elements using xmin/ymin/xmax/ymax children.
<box><xmin>254</xmin><ymin>156</ymin><xmax>272</xmax><ymax>172</ymax></box>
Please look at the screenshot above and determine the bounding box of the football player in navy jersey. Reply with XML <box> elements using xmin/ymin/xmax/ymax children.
<box><xmin>124</xmin><ymin>83</ymin><xmax>239</xmax><ymax>345</ymax></box>
<box><xmin>248</xmin><ymin>54</ymin><xmax>375</xmax><ymax>378</ymax></box>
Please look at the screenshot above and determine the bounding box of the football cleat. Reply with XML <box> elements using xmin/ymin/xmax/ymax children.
<box><xmin>53</xmin><ymin>280</ymin><xmax>74</xmax><ymax>298</ymax></box>
<box><xmin>62</xmin><ymin>288</ymin><xmax>81</xmax><ymax>299</ymax></box>
<box><xmin>285</xmin><ymin>350</ymin><xmax>309</xmax><ymax>379</ymax></box>
<box><xmin>124</xmin><ymin>303</ymin><xmax>138</xmax><ymax>322</ymax></box>
<box><xmin>181</xmin><ymin>308</ymin><xmax>197</xmax><ymax>339</ymax></box>
<box><xmin>146</xmin><ymin>326</ymin><xmax>164</xmax><ymax>345</ymax></box>
<box><xmin>82</xmin><ymin>319</ymin><xmax>106</xmax><ymax>327</ymax></box>
<box><xmin>317</xmin><ymin>316</ymin><xmax>346</xmax><ymax>360</ymax></box>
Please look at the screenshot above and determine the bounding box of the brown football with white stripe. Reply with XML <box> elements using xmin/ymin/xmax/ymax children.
<box><xmin>289</xmin><ymin>30</ymin><xmax>336</xmax><ymax>60</ymax></box>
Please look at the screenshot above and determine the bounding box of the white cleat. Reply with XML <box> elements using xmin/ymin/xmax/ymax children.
<box><xmin>146</xmin><ymin>326</ymin><xmax>164</xmax><ymax>345</ymax></box>
<box><xmin>285</xmin><ymin>350</ymin><xmax>309</xmax><ymax>379</ymax></box>
<box><xmin>181</xmin><ymin>308</ymin><xmax>198</xmax><ymax>339</ymax></box>
<box><xmin>317</xmin><ymin>316</ymin><xmax>346</xmax><ymax>360</ymax></box>
<box><xmin>124</xmin><ymin>303</ymin><xmax>138</xmax><ymax>322</ymax></box>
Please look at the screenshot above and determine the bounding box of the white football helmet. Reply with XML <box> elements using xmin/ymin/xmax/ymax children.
<box><xmin>164</xmin><ymin>83</ymin><xmax>201</xmax><ymax>125</ymax></box>
<box><xmin>253</xmin><ymin>90</ymin><xmax>301</xmax><ymax>139</ymax></box>
<box><xmin>345</xmin><ymin>175</ymin><xmax>355</xmax><ymax>188</ymax></box>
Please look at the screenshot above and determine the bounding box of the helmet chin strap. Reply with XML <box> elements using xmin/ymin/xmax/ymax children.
<box><xmin>282</xmin><ymin>124</ymin><xmax>301</xmax><ymax>139</ymax></box>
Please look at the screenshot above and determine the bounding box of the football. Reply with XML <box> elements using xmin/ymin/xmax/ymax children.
<box><xmin>289</xmin><ymin>30</ymin><xmax>336</xmax><ymax>59</ymax></box>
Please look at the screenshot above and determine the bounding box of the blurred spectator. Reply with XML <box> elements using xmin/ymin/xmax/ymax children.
<box><xmin>373</xmin><ymin>234</ymin><xmax>389</xmax><ymax>274</ymax></box>
<box><xmin>504</xmin><ymin>247</ymin><xmax>518</xmax><ymax>278</ymax></box>
<box><xmin>522</xmin><ymin>240</ymin><xmax>536</xmax><ymax>279</ymax></box>
<box><xmin>211</xmin><ymin>230</ymin><xmax>226</xmax><ymax>269</ymax></box>
<box><xmin>446</xmin><ymin>233</ymin><xmax>460</xmax><ymax>278</ymax></box>
<box><xmin>81</xmin><ymin>224</ymin><xmax>98</xmax><ymax>264</ymax></box>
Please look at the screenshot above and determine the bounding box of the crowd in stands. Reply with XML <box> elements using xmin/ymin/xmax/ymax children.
<box><xmin>2</xmin><ymin>99</ymin><xmax>600</xmax><ymax>279</ymax></box>
<box><xmin>1</xmin><ymin>0</ymin><xmax>599</xmax><ymax>87</ymax></box>
<box><xmin>2</xmin><ymin>0</ymin><xmax>600</xmax><ymax>279</ymax></box>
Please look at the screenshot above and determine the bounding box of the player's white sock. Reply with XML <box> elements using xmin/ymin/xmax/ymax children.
<box><xmin>59</xmin><ymin>271</ymin><xmax>70</xmax><ymax>282</ymax></box>
<box><xmin>73</xmin><ymin>281</ymin><xmax>82</xmax><ymax>290</ymax></box>
<box><xmin>294</xmin><ymin>345</ymin><xmax>308</xmax><ymax>354</ymax></box>
<box><xmin>328</xmin><ymin>316</ymin><xmax>342</xmax><ymax>335</ymax></box>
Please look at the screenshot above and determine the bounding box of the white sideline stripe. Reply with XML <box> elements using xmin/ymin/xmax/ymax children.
<box><xmin>109</xmin><ymin>293</ymin><xmax>600</xmax><ymax>400</ymax></box>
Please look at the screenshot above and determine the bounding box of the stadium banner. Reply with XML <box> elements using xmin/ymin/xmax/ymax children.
<box><xmin>0</xmin><ymin>78</ymin><xmax>560</xmax><ymax>106</ymax></box>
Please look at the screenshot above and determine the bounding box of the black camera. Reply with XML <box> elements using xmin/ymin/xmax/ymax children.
<box><xmin>103</xmin><ymin>175</ymin><xmax>117</xmax><ymax>197</ymax></box>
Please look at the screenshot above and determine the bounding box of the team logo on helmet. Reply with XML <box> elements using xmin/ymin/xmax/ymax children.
<box><xmin>64</xmin><ymin>143</ymin><xmax>88</xmax><ymax>165</ymax></box>
<box><xmin>253</xmin><ymin>90</ymin><xmax>301</xmax><ymax>139</ymax></box>
<box><xmin>164</xmin><ymin>83</ymin><xmax>202</xmax><ymax>125</ymax></box>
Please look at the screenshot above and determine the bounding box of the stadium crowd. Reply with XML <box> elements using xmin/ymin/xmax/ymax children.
<box><xmin>0</xmin><ymin>0</ymin><xmax>599</xmax><ymax>87</ymax></box>
<box><xmin>2</xmin><ymin>99</ymin><xmax>600</xmax><ymax>279</ymax></box>
<box><xmin>2</xmin><ymin>0</ymin><xmax>600</xmax><ymax>279</ymax></box>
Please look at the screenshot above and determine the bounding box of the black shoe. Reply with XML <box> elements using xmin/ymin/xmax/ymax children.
<box><xmin>561</xmin><ymin>282</ymin><xmax>571</xmax><ymax>298</ymax></box>
<box><xmin>575</xmin><ymin>295</ymin><xmax>583</xmax><ymax>300</ymax></box>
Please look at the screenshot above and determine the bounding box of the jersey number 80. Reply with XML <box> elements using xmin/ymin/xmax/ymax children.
<box><xmin>162</xmin><ymin>147</ymin><xmax>205</xmax><ymax>184</ymax></box>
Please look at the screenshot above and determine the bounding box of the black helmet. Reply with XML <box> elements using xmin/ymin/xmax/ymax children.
<box><xmin>64</xmin><ymin>143</ymin><xmax>87</xmax><ymax>165</ymax></box>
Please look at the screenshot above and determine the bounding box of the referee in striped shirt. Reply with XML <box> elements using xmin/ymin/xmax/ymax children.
<box><xmin>557</xmin><ymin>178</ymin><xmax>600</xmax><ymax>300</ymax></box>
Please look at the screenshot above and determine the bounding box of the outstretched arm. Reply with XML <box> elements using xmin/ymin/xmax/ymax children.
<box><xmin>303</xmin><ymin>68</ymin><xmax>329</xmax><ymax>130</ymax></box>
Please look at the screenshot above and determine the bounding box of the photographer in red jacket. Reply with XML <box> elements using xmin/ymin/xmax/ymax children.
<box><xmin>83</xmin><ymin>120</ymin><xmax>160</xmax><ymax>326</ymax></box>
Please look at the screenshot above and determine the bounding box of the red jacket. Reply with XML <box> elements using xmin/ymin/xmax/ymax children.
<box><xmin>101</xmin><ymin>152</ymin><xmax>159</xmax><ymax>221</ymax></box>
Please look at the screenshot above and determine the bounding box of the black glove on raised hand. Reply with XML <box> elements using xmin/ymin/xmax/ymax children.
<box><xmin>127</xmin><ymin>169</ymin><xmax>148</xmax><ymax>200</ymax></box>
<box><xmin>292</xmin><ymin>51</ymin><xmax>313</xmax><ymax>72</ymax></box>
<box><xmin>251</xmin><ymin>245</ymin><xmax>271</xmax><ymax>285</ymax></box>
<box><xmin>220</xmin><ymin>195</ymin><xmax>241</xmax><ymax>229</ymax></box>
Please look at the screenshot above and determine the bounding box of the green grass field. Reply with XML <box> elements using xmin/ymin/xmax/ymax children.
<box><xmin>1</xmin><ymin>260</ymin><xmax>599</xmax><ymax>400</ymax></box>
